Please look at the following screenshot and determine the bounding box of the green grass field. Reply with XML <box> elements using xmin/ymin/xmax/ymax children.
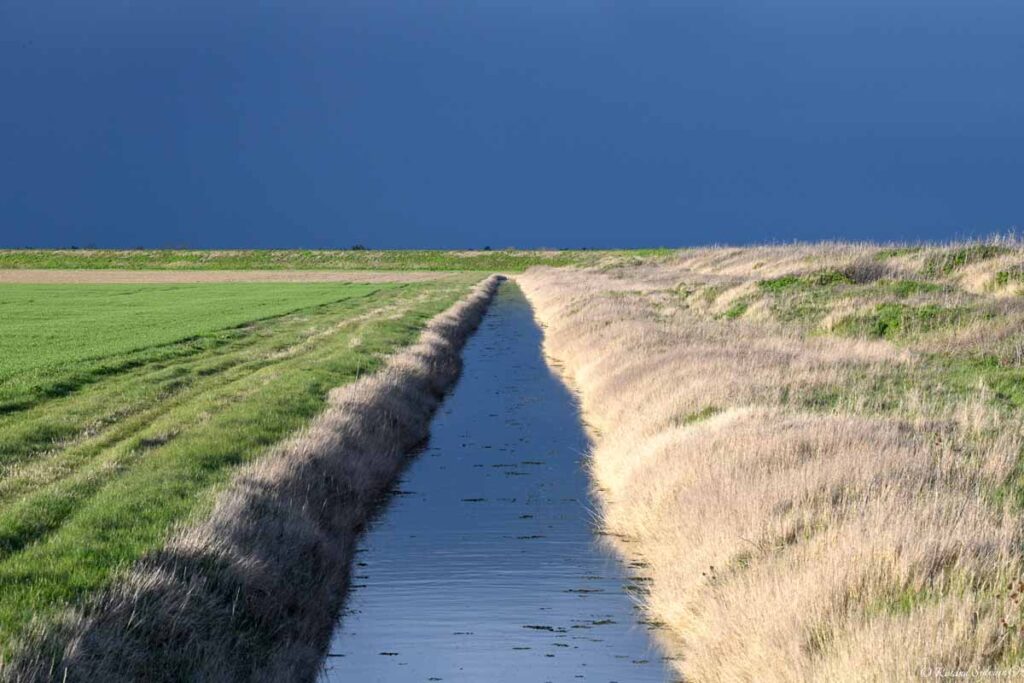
<box><xmin>0</xmin><ymin>248</ymin><xmax>661</xmax><ymax>272</ymax></box>
<box><xmin>0</xmin><ymin>275</ymin><xmax>479</xmax><ymax>652</ymax></box>
<box><xmin>0</xmin><ymin>283</ymin><xmax>395</xmax><ymax>412</ymax></box>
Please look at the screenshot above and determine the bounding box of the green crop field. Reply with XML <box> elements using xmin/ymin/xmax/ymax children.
<box><xmin>1</xmin><ymin>283</ymin><xmax>397</xmax><ymax>412</ymax></box>
<box><xmin>0</xmin><ymin>275</ymin><xmax>480</xmax><ymax>653</ymax></box>
<box><xmin>0</xmin><ymin>248</ymin><xmax>663</xmax><ymax>272</ymax></box>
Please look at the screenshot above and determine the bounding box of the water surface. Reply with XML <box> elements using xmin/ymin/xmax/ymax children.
<box><xmin>322</xmin><ymin>283</ymin><xmax>673</xmax><ymax>682</ymax></box>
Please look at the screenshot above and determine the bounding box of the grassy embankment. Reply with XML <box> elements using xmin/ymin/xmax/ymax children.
<box><xmin>0</xmin><ymin>248</ymin><xmax>658</xmax><ymax>272</ymax></box>
<box><xmin>0</xmin><ymin>275</ymin><xmax>482</xmax><ymax>667</ymax></box>
<box><xmin>519</xmin><ymin>241</ymin><xmax>1024</xmax><ymax>681</ymax></box>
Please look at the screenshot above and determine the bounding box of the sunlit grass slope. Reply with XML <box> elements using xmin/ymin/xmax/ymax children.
<box><xmin>0</xmin><ymin>276</ymin><xmax>478</xmax><ymax>654</ymax></box>
<box><xmin>519</xmin><ymin>240</ymin><xmax>1024</xmax><ymax>681</ymax></box>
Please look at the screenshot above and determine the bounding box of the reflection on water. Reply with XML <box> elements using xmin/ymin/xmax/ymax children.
<box><xmin>321</xmin><ymin>283</ymin><xmax>674</xmax><ymax>683</ymax></box>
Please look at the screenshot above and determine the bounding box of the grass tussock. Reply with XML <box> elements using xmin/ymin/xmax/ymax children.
<box><xmin>518</xmin><ymin>240</ymin><xmax>1024</xmax><ymax>681</ymax></box>
<box><xmin>1</xmin><ymin>276</ymin><xmax>501</xmax><ymax>682</ymax></box>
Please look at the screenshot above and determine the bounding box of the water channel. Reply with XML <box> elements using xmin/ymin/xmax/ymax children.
<box><xmin>321</xmin><ymin>283</ymin><xmax>674</xmax><ymax>682</ymax></box>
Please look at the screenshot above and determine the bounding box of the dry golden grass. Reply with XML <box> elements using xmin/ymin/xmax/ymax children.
<box><xmin>2</xmin><ymin>276</ymin><xmax>501</xmax><ymax>682</ymax></box>
<box><xmin>518</xmin><ymin>242</ymin><xmax>1024</xmax><ymax>682</ymax></box>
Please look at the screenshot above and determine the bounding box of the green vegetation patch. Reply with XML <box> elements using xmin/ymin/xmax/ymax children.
<box><xmin>723</xmin><ymin>300</ymin><xmax>750</xmax><ymax>319</ymax></box>
<box><xmin>758</xmin><ymin>274</ymin><xmax>802</xmax><ymax>292</ymax></box>
<box><xmin>758</xmin><ymin>268</ymin><xmax>853</xmax><ymax>293</ymax></box>
<box><xmin>935</xmin><ymin>354</ymin><xmax>1024</xmax><ymax>412</ymax></box>
<box><xmin>778</xmin><ymin>349</ymin><xmax>1023</xmax><ymax>423</ymax></box>
<box><xmin>674</xmin><ymin>405</ymin><xmax>723</xmax><ymax>426</ymax></box>
<box><xmin>0</xmin><ymin>276</ymin><xmax>479</xmax><ymax>652</ymax></box>
<box><xmin>922</xmin><ymin>245</ymin><xmax>1011</xmax><ymax>276</ymax></box>
<box><xmin>804</xmin><ymin>269</ymin><xmax>854</xmax><ymax>287</ymax></box>
<box><xmin>874</xmin><ymin>279</ymin><xmax>943</xmax><ymax>297</ymax></box>
<box><xmin>994</xmin><ymin>266</ymin><xmax>1024</xmax><ymax>288</ymax></box>
<box><xmin>831</xmin><ymin>303</ymin><xmax>976</xmax><ymax>340</ymax></box>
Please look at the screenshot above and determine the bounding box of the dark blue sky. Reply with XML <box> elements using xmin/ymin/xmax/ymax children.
<box><xmin>1</xmin><ymin>1</ymin><xmax>1022</xmax><ymax>249</ymax></box>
